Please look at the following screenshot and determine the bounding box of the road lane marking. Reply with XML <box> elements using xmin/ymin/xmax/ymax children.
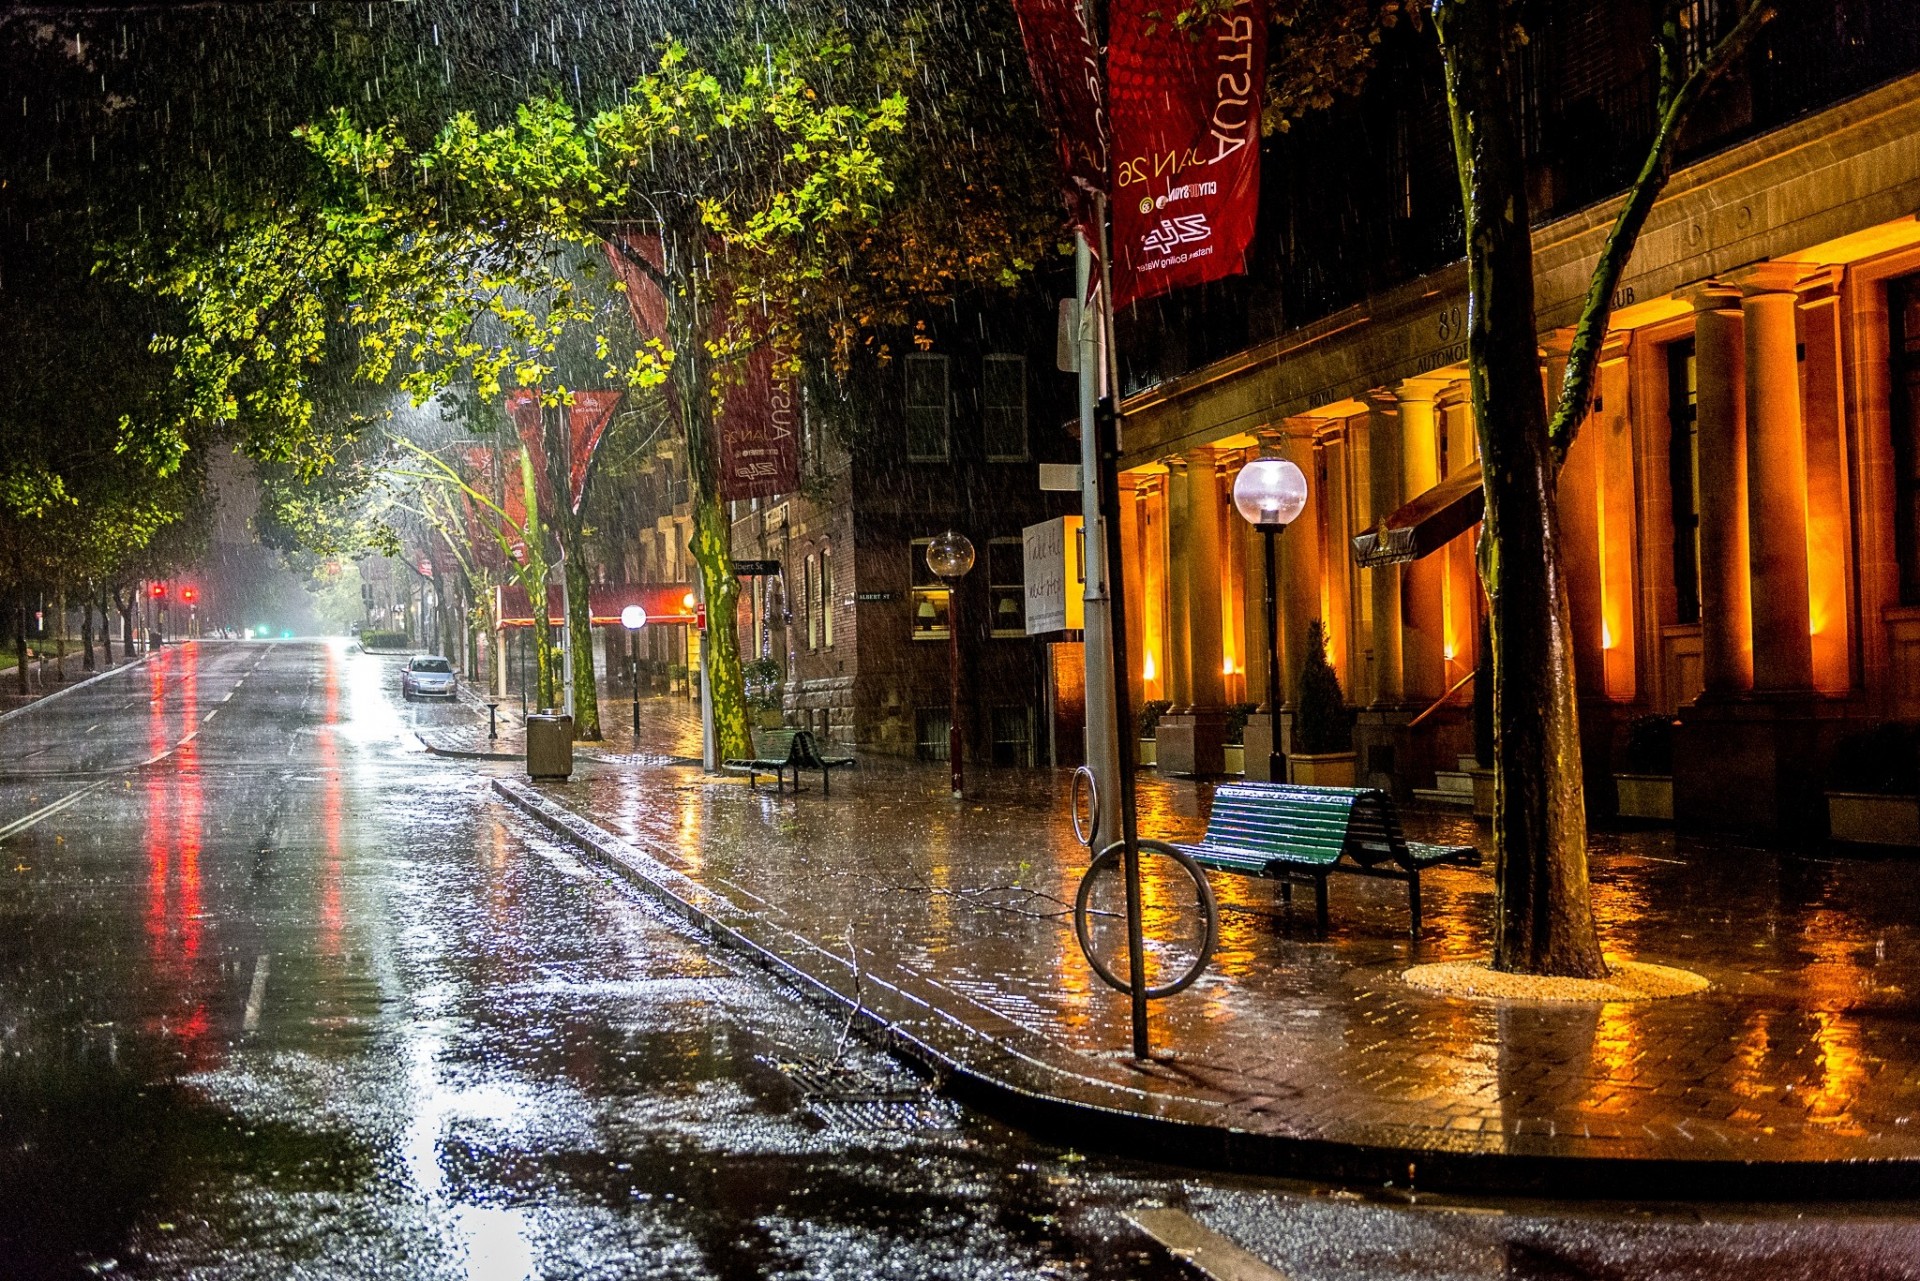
<box><xmin>243</xmin><ymin>954</ymin><xmax>270</xmax><ymax>1032</ymax></box>
<box><xmin>1128</xmin><ymin>1209</ymin><xmax>1291</xmax><ymax>1281</ymax></box>
<box><xmin>0</xmin><ymin>781</ymin><xmax>106</xmax><ymax>844</ymax></box>
<box><xmin>203</xmin><ymin>708</ymin><xmax>218</xmax><ymax>723</ymax></box>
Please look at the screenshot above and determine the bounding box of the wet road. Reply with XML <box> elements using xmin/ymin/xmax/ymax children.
<box><xmin>1</xmin><ymin>640</ymin><xmax>1915</xmax><ymax>1279</ymax></box>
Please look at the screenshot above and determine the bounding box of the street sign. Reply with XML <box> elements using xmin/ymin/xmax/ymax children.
<box><xmin>620</xmin><ymin>604</ymin><xmax>647</xmax><ymax>630</ymax></box>
<box><xmin>855</xmin><ymin>591</ymin><xmax>896</xmax><ymax>603</ymax></box>
<box><xmin>1023</xmin><ymin>515</ymin><xmax>1086</xmax><ymax>635</ymax></box>
<box><xmin>731</xmin><ymin>559</ymin><xmax>781</xmax><ymax>577</ymax></box>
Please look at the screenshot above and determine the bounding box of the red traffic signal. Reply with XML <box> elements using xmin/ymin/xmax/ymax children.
<box><xmin>180</xmin><ymin>587</ymin><xmax>198</xmax><ymax>603</ymax></box>
<box><xmin>150</xmin><ymin>583</ymin><xmax>167</xmax><ymax>599</ymax></box>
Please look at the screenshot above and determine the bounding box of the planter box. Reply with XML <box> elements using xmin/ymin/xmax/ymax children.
<box><xmin>1827</xmin><ymin>791</ymin><xmax>1920</xmax><ymax>847</ymax></box>
<box><xmin>1137</xmin><ymin>738</ymin><xmax>1157</xmax><ymax>767</ymax></box>
<box><xmin>1222</xmin><ymin>743</ymin><xmax>1246</xmax><ymax>776</ymax></box>
<box><xmin>1288</xmin><ymin>750</ymin><xmax>1356</xmax><ymax>788</ymax></box>
<box><xmin>1614</xmin><ymin>773</ymin><xmax>1674</xmax><ymax>823</ymax></box>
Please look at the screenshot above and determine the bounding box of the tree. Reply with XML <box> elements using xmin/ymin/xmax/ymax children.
<box><xmin>1426</xmin><ymin>0</ymin><xmax>1780</xmax><ymax>976</ymax></box>
<box><xmin>132</xmin><ymin>10</ymin><xmax>1055</xmax><ymax>760</ymax></box>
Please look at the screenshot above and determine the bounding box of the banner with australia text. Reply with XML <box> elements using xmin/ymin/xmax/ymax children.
<box><xmin>1010</xmin><ymin>0</ymin><xmax>1108</xmax><ymax>247</ymax></box>
<box><xmin>1108</xmin><ymin>0</ymin><xmax>1265</xmax><ymax>308</ymax></box>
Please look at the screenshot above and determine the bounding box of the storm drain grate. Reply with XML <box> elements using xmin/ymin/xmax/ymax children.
<box><xmin>764</xmin><ymin>1057</ymin><xmax>963</xmax><ymax>1133</ymax></box>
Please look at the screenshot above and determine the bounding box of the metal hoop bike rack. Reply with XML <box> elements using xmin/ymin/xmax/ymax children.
<box><xmin>1069</xmin><ymin>766</ymin><xmax>1219</xmax><ymax>1001</ymax></box>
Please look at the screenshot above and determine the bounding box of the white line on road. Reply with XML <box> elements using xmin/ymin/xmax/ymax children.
<box><xmin>1128</xmin><ymin>1209</ymin><xmax>1292</xmax><ymax>1281</ymax></box>
<box><xmin>202</xmin><ymin>708</ymin><xmax>218</xmax><ymax>723</ymax></box>
<box><xmin>0</xmin><ymin>781</ymin><xmax>106</xmax><ymax>844</ymax></box>
<box><xmin>243</xmin><ymin>954</ymin><xmax>270</xmax><ymax>1032</ymax></box>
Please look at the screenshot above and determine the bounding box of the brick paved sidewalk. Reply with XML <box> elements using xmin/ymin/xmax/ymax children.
<box><xmin>459</xmin><ymin>704</ymin><xmax>1920</xmax><ymax>1194</ymax></box>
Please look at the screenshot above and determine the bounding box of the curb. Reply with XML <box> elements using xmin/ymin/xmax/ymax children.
<box><xmin>0</xmin><ymin>650</ymin><xmax>156</xmax><ymax>727</ymax></box>
<box><xmin>416</xmin><ymin>732</ymin><xmax>523</xmax><ymax>763</ymax></box>
<box><xmin>488</xmin><ymin>777</ymin><xmax>1920</xmax><ymax>1201</ymax></box>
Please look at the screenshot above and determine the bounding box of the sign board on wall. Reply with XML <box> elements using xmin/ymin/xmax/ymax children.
<box><xmin>1023</xmin><ymin>515</ymin><xmax>1086</xmax><ymax>635</ymax></box>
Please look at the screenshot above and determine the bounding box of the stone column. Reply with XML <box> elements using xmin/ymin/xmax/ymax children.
<box><xmin>1185</xmin><ymin>448</ymin><xmax>1227</xmax><ymax>711</ymax></box>
<box><xmin>1397</xmin><ymin>382</ymin><xmax>1446</xmax><ymax>704</ymax></box>
<box><xmin>1366</xmin><ymin>393</ymin><xmax>1405</xmax><ymax>706</ymax></box>
<box><xmin>1164</xmin><ymin>456</ymin><xmax>1194</xmax><ymax>709</ymax></box>
<box><xmin>1691</xmin><ymin>285</ymin><xmax>1753</xmax><ymax>697</ymax></box>
<box><xmin>1739</xmin><ymin>263</ymin><xmax>1815</xmax><ymax>692</ymax></box>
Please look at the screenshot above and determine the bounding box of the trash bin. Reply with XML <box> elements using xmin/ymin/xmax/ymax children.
<box><xmin>526</xmin><ymin>713</ymin><xmax>574</xmax><ymax>780</ymax></box>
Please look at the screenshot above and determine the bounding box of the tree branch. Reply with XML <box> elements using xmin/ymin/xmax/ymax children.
<box><xmin>1547</xmin><ymin>0</ymin><xmax>1780</xmax><ymax>466</ymax></box>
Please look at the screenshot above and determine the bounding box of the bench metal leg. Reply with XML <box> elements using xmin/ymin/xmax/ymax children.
<box><xmin>1280</xmin><ymin>880</ymin><xmax>1292</xmax><ymax>906</ymax></box>
<box><xmin>1408</xmin><ymin>870</ymin><xmax>1422</xmax><ymax>938</ymax></box>
<box><xmin>821</xmin><ymin>766</ymin><xmax>830</xmax><ymax>796</ymax></box>
<box><xmin>1314</xmin><ymin>875</ymin><xmax>1330</xmax><ymax>934</ymax></box>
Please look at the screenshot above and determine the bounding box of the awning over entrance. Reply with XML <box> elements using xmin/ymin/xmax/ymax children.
<box><xmin>1350</xmin><ymin>461</ymin><xmax>1484</xmax><ymax>568</ymax></box>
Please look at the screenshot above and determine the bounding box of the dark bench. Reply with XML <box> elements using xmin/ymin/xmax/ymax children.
<box><xmin>724</xmin><ymin>728</ymin><xmax>854</xmax><ymax>794</ymax></box>
<box><xmin>1171</xmin><ymin>782</ymin><xmax>1480</xmax><ymax>936</ymax></box>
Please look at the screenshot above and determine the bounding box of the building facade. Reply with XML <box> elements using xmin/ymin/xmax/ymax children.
<box><xmin>1115</xmin><ymin>3</ymin><xmax>1920</xmax><ymax>840</ymax></box>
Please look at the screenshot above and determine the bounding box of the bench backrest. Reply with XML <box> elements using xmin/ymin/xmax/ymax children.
<box><xmin>1203</xmin><ymin>782</ymin><xmax>1406</xmax><ymax>868</ymax></box>
<box><xmin>790</xmin><ymin>729</ymin><xmax>828</xmax><ymax>767</ymax></box>
<box><xmin>752</xmin><ymin>727</ymin><xmax>801</xmax><ymax>761</ymax></box>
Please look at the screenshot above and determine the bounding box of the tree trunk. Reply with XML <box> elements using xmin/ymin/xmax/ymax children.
<box><xmin>1434</xmin><ymin>0</ymin><xmax>1606</xmax><ymax>978</ymax></box>
<box><xmin>13</xmin><ymin>595</ymin><xmax>28</xmax><ymax>696</ymax></box>
<box><xmin>562</xmin><ymin>545</ymin><xmax>602</xmax><ymax>740</ymax></box>
<box><xmin>99</xmin><ymin>589</ymin><xmax>114</xmax><ymax>664</ymax></box>
<box><xmin>52</xmin><ymin>583</ymin><xmax>65</xmax><ymax>681</ymax></box>
<box><xmin>81</xmin><ymin>596</ymin><xmax>95</xmax><ymax>671</ymax></box>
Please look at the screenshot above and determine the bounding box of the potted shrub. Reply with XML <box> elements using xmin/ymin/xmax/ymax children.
<box><xmin>1137</xmin><ymin>699</ymin><xmax>1171</xmax><ymax>768</ymax></box>
<box><xmin>1614</xmin><ymin>713</ymin><xmax>1675</xmax><ymax>823</ymax></box>
<box><xmin>1826</xmin><ymin>723</ymin><xmax>1920</xmax><ymax>847</ymax></box>
<box><xmin>1289</xmin><ymin>620</ymin><xmax>1356</xmax><ymax>787</ymax></box>
<box><xmin>1222</xmin><ymin>701</ymin><xmax>1257</xmax><ymax>776</ymax></box>
<box><xmin>743</xmin><ymin>657</ymin><xmax>786</xmax><ymax>728</ymax></box>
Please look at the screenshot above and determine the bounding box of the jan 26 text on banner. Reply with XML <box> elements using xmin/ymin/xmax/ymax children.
<box><xmin>1108</xmin><ymin>0</ymin><xmax>1265</xmax><ymax>308</ymax></box>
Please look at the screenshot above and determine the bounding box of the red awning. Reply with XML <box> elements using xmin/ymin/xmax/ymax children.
<box><xmin>495</xmin><ymin>583</ymin><xmax>696</xmax><ymax>628</ymax></box>
<box><xmin>1350</xmin><ymin>461</ymin><xmax>1484</xmax><ymax>568</ymax></box>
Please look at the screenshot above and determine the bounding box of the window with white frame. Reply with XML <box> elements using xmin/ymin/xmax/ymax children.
<box><xmin>982</xmin><ymin>354</ymin><xmax>1028</xmax><ymax>462</ymax></box>
<box><xmin>804</xmin><ymin>554</ymin><xmax>818</xmax><ymax>652</ymax></box>
<box><xmin>989</xmin><ymin>537</ymin><xmax>1025</xmax><ymax>637</ymax></box>
<box><xmin>821</xmin><ymin>545</ymin><xmax>834</xmax><ymax>649</ymax></box>
<box><xmin>905</xmin><ymin>353</ymin><xmax>950</xmax><ymax>462</ymax></box>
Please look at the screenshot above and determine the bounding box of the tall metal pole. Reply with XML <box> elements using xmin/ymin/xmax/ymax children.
<box><xmin>1263</xmin><ymin>529</ymin><xmax>1284</xmax><ymax>783</ymax></box>
<box><xmin>1076</xmin><ymin>233</ymin><xmax>1122</xmax><ymax>849</ymax></box>
<box><xmin>948</xmin><ymin>585</ymin><xmax>964</xmax><ymax>799</ymax></box>
<box><xmin>1090</xmin><ymin>193</ymin><xmax>1151</xmax><ymax>1061</ymax></box>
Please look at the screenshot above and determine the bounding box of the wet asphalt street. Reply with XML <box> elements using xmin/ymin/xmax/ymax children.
<box><xmin>2</xmin><ymin>639</ymin><xmax>1918</xmax><ymax>1280</ymax></box>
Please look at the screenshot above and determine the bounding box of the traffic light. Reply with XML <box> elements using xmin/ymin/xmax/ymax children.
<box><xmin>180</xmin><ymin>587</ymin><xmax>198</xmax><ymax>604</ymax></box>
<box><xmin>150</xmin><ymin>583</ymin><xmax>167</xmax><ymax>599</ymax></box>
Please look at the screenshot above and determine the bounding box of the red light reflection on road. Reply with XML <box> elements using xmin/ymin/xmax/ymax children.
<box><xmin>144</xmin><ymin>643</ymin><xmax>212</xmax><ymax>1068</ymax></box>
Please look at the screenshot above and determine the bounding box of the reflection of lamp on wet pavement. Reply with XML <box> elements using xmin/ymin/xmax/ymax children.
<box><xmin>926</xmin><ymin>530</ymin><xmax>975</xmax><ymax>800</ymax></box>
<box><xmin>1231</xmin><ymin>454</ymin><xmax>1309</xmax><ymax>783</ymax></box>
<box><xmin>621</xmin><ymin>604</ymin><xmax>647</xmax><ymax>736</ymax></box>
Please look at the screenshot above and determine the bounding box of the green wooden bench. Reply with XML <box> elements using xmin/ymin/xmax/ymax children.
<box><xmin>724</xmin><ymin>728</ymin><xmax>855</xmax><ymax>794</ymax></box>
<box><xmin>1171</xmin><ymin>782</ymin><xmax>1480</xmax><ymax>936</ymax></box>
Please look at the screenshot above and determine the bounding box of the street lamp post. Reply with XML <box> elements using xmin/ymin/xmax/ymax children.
<box><xmin>620</xmin><ymin>604</ymin><xmax>648</xmax><ymax>738</ymax></box>
<box><xmin>1230</xmin><ymin>455</ymin><xmax>1311</xmax><ymax>783</ymax></box>
<box><xmin>926</xmin><ymin>530</ymin><xmax>976</xmax><ymax>799</ymax></box>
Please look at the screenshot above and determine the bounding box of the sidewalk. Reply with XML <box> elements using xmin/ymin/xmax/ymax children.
<box><xmin>0</xmin><ymin>648</ymin><xmax>150</xmax><ymax>715</ymax></box>
<box><xmin>449</xmin><ymin>695</ymin><xmax>1920</xmax><ymax>1196</ymax></box>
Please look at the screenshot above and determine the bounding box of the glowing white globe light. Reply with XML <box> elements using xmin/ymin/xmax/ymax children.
<box><xmin>1232</xmin><ymin>457</ymin><xmax>1309</xmax><ymax>531</ymax></box>
<box><xmin>925</xmin><ymin>530</ymin><xmax>976</xmax><ymax>580</ymax></box>
<box><xmin>620</xmin><ymin>604</ymin><xmax>648</xmax><ymax>630</ymax></box>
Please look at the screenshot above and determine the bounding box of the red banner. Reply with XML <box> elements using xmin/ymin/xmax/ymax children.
<box><xmin>605</xmin><ymin>231</ymin><xmax>799</xmax><ymax>502</ymax></box>
<box><xmin>495</xmin><ymin>582</ymin><xmax>696</xmax><ymax>628</ymax></box>
<box><xmin>1011</xmin><ymin>0</ymin><xmax>1107</xmax><ymax>247</ymax></box>
<box><xmin>718</xmin><ymin>334</ymin><xmax>800</xmax><ymax>501</ymax></box>
<box><xmin>503</xmin><ymin>388</ymin><xmax>624</xmax><ymax>517</ymax></box>
<box><xmin>1108</xmin><ymin>0</ymin><xmax>1265</xmax><ymax>308</ymax></box>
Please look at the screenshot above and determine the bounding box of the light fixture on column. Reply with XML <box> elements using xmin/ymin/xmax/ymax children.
<box><xmin>1231</xmin><ymin>456</ymin><xmax>1309</xmax><ymax>783</ymax></box>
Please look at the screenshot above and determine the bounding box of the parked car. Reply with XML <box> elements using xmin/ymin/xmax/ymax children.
<box><xmin>401</xmin><ymin>656</ymin><xmax>458</xmax><ymax>702</ymax></box>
